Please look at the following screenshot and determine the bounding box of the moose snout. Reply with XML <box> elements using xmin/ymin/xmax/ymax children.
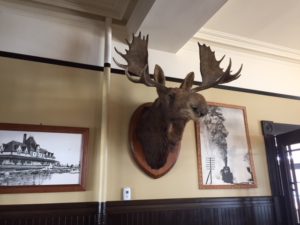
<box><xmin>192</xmin><ymin>105</ymin><xmax>208</xmax><ymax>118</ymax></box>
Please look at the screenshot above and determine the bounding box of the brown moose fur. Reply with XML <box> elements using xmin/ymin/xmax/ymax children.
<box><xmin>114</xmin><ymin>33</ymin><xmax>241</xmax><ymax>171</ymax></box>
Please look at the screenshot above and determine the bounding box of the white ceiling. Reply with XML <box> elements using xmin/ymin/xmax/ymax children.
<box><xmin>6</xmin><ymin>0</ymin><xmax>137</xmax><ymax>22</ymax></box>
<box><xmin>4</xmin><ymin>0</ymin><xmax>300</xmax><ymax>55</ymax></box>
<box><xmin>203</xmin><ymin>0</ymin><xmax>300</xmax><ymax>51</ymax></box>
<box><xmin>29</xmin><ymin>0</ymin><xmax>132</xmax><ymax>19</ymax></box>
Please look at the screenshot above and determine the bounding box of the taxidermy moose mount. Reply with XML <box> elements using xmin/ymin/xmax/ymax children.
<box><xmin>114</xmin><ymin>33</ymin><xmax>242</xmax><ymax>178</ymax></box>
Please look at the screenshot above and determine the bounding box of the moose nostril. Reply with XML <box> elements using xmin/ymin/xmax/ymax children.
<box><xmin>199</xmin><ymin>108</ymin><xmax>208</xmax><ymax>117</ymax></box>
<box><xmin>191</xmin><ymin>105</ymin><xmax>208</xmax><ymax>117</ymax></box>
<box><xmin>200</xmin><ymin>112</ymin><xmax>207</xmax><ymax>117</ymax></box>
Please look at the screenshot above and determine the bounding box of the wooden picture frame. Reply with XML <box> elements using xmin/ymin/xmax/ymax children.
<box><xmin>195</xmin><ymin>102</ymin><xmax>256</xmax><ymax>189</ymax></box>
<box><xmin>0</xmin><ymin>123</ymin><xmax>89</xmax><ymax>193</ymax></box>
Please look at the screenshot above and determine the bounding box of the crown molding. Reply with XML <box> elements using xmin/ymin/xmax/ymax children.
<box><xmin>194</xmin><ymin>28</ymin><xmax>300</xmax><ymax>64</ymax></box>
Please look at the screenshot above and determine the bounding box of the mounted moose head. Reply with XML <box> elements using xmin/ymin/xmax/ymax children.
<box><xmin>114</xmin><ymin>33</ymin><xmax>242</xmax><ymax>178</ymax></box>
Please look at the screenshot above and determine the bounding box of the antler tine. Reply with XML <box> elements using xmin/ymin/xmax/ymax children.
<box><xmin>113</xmin><ymin>33</ymin><xmax>148</xmax><ymax>75</ymax></box>
<box><xmin>114</xmin><ymin>33</ymin><xmax>166</xmax><ymax>90</ymax></box>
<box><xmin>123</xmin><ymin>65</ymin><xmax>151</xmax><ymax>85</ymax></box>
<box><xmin>125</xmin><ymin>39</ymin><xmax>131</xmax><ymax>46</ymax></box>
<box><xmin>191</xmin><ymin>43</ymin><xmax>242</xmax><ymax>92</ymax></box>
<box><xmin>113</xmin><ymin>50</ymin><xmax>127</xmax><ymax>70</ymax></box>
<box><xmin>124</xmin><ymin>66</ymin><xmax>166</xmax><ymax>90</ymax></box>
<box><xmin>114</xmin><ymin>47</ymin><xmax>127</xmax><ymax>62</ymax></box>
<box><xmin>218</xmin><ymin>55</ymin><xmax>225</xmax><ymax>63</ymax></box>
<box><xmin>230</xmin><ymin>63</ymin><xmax>243</xmax><ymax>79</ymax></box>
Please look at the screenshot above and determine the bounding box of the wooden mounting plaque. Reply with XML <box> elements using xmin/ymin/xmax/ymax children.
<box><xmin>129</xmin><ymin>103</ymin><xmax>181</xmax><ymax>179</ymax></box>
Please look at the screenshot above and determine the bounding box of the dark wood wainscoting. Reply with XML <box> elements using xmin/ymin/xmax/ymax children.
<box><xmin>0</xmin><ymin>197</ymin><xmax>276</xmax><ymax>225</ymax></box>
<box><xmin>0</xmin><ymin>202</ymin><xmax>102</xmax><ymax>225</ymax></box>
<box><xmin>106</xmin><ymin>196</ymin><xmax>276</xmax><ymax>225</ymax></box>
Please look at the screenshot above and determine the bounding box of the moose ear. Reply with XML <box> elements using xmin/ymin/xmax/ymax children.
<box><xmin>153</xmin><ymin>64</ymin><xmax>166</xmax><ymax>86</ymax></box>
<box><xmin>180</xmin><ymin>72</ymin><xmax>194</xmax><ymax>90</ymax></box>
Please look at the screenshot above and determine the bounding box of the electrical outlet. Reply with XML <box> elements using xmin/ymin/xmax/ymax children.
<box><xmin>122</xmin><ymin>187</ymin><xmax>131</xmax><ymax>200</ymax></box>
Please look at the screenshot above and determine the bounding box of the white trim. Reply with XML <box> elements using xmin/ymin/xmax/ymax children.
<box><xmin>195</xmin><ymin>28</ymin><xmax>300</xmax><ymax>63</ymax></box>
<box><xmin>104</xmin><ymin>17</ymin><xmax>112</xmax><ymax>64</ymax></box>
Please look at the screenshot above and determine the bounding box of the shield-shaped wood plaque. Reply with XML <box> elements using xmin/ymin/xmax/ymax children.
<box><xmin>129</xmin><ymin>103</ymin><xmax>181</xmax><ymax>178</ymax></box>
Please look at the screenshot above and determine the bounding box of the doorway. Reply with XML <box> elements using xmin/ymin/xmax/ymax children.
<box><xmin>262</xmin><ymin>121</ymin><xmax>300</xmax><ymax>225</ymax></box>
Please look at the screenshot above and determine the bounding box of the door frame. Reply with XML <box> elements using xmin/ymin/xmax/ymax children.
<box><xmin>262</xmin><ymin>121</ymin><xmax>300</xmax><ymax>225</ymax></box>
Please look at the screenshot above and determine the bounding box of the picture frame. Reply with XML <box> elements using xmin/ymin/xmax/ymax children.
<box><xmin>195</xmin><ymin>102</ymin><xmax>256</xmax><ymax>189</ymax></box>
<box><xmin>0</xmin><ymin>123</ymin><xmax>89</xmax><ymax>193</ymax></box>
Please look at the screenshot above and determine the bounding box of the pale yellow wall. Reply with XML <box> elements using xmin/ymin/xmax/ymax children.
<box><xmin>107</xmin><ymin>74</ymin><xmax>300</xmax><ymax>201</ymax></box>
<box><xmin>1</xmin><ymin>56</ymin><xmax>300</xmax><ymax>204</ymax></box>
<box><xmin>0</xmin><ymin>57</ymin><xmax>102</xmax><ymax>204</ymax></box>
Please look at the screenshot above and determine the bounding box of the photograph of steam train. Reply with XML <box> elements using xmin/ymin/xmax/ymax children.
<box><xmin>196</xmin><ymin>102</ymin><xmax>256</xmax><ymax>189</ymax></box>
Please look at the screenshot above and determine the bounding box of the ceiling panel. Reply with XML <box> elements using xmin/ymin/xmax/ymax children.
<box><xmin>202</xmin><ymin>0</ymin><xmax>300</xmax><ymax>52</ymax></box>
<box><xmin>8</xmin><ymin>0</ymin><xmax>137</xmax><ymax>22</ymax></box>
<box><xmin>32</xmin><ymin>0</ymin><xmax>130</xmax><ymax>19</ymax></box>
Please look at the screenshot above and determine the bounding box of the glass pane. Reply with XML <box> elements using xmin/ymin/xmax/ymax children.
<box><xmin>296</xmin><ymin>169</ymin><xmax>300</xmax><ymax>183</ymax></box>
<box><xmin>292</xmin><ymin>150</ymin><xmax>300</xmax><ymax>164</ymax></box>
<box><xmin>291</xmin><ymin>170</ymin><xmax>295</xmax><ymax>182</ymax></box>
<box><xmin>294</xmin><ymin>194</ymin><xmax>300</xmax><ymax>223</ymax></box>
<box><xmin>291</xmin><ymin>143</ymin><xmax>300</xmax><ymax>151</ymax></box>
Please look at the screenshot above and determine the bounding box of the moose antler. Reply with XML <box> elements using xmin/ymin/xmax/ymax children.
<box><xmin>113</xmin><ymin>32</ymin><xmax>243</xmax><ymax>177</ymax></box>
<box><xmin>191</xmin><ymin>43</ymin><xmax>242</xmax><ymax>92</ymax></box>
<box><xmin>113</xmin><ymin>32</ymin><xmax>165</xmax><ymax>89</ymax></box>
<box><xmin>114</xmin><ymin>34</ymin><xmax>241</xmax><ymax>92</ymax></box>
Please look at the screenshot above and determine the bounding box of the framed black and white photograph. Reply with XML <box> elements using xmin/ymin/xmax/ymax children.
<box><xmin>0</xmin><ymin>123</ymin><xmax>89</xmax><ymax>193</ymax></box>
<box><xmin>195</xmin><ymin>102</ymin><xmax>256</xmax><ymax>189</ymax></box>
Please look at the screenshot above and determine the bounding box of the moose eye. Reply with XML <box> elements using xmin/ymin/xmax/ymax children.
<box><xmin>191</xmin><ymin>106</ymin><xmax>198</xmax><ymax>113</ymax></box>
<box><xmin>168</xmin><ymin>93</ymin><xmax>176</xmax><ymax>103</ymax></box>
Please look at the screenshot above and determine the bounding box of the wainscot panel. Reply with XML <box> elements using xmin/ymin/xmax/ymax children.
<box><xmin>106</xmin><ymin>196</ymin><xmax>276</xmax><ymax>225</ymax></box>
<box><xmin>0</xmin><ymin>202</ymin><xmax>102</xmax><ymax>225</ymax></box>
